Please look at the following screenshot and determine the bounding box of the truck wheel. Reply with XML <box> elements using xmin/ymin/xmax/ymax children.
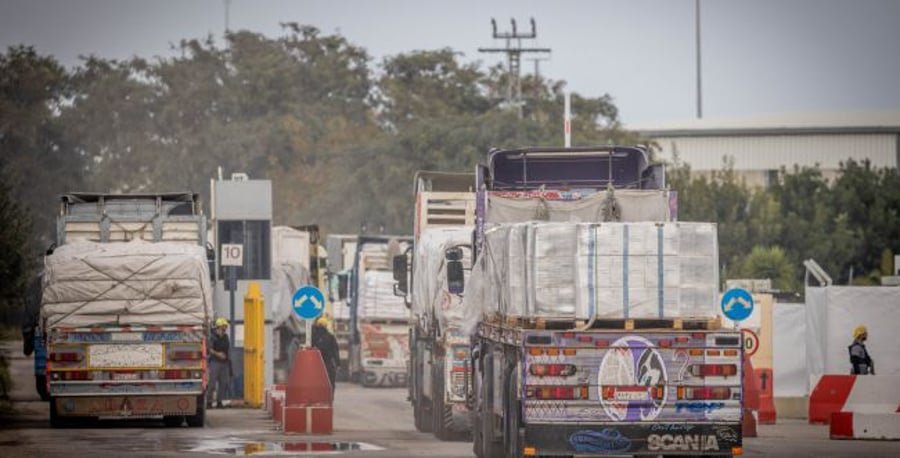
<box><xmin>414</xmin><ymin>398</ymin><xmax>433</xmax><ymax>433</ymax></box>
<box><xmin>503</xmin><ymin>366</ymin><xmax>520</xmax><ymax>458</ymax></box>
<box><xmin>186</xmin><ymin>395</ymin><xmax>206</xmax><ymax>427</ymax></box>
<box><xmin>432</xmin><ymin>359</ymin><xmax>450</xmax><ymax>441</ymax></box>
<box><xmin>49</xmin><ymin>398</ymin><xmax>67</xmax><ymax>428</ymax></box>
<box><xmin>35</xmin><ymin>375</ymin><xmax>50</xmax><ymax>402</ymax></box>
<box><xmin>163</xmin><ymin>416</ymin><xmax>184</xmax><ymax>427</ymax></box>
<box><xmin>479</xmin><ymin>352</ymin><xmax>502</xmax><ymax>458</ymax></box>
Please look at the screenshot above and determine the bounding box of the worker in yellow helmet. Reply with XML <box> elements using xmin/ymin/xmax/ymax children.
<box><xmin>312</xmin><ymin>315</ymin><xmax>341</xmax><ymax>398</ymax></box>
<box><xmin>208</xmin><ymin>317</ymin><xmax>232</xmax><ymax>407</ymax></box>
<box><xmin>848</xmin><ymin>325</ymin><xmax>874</xmax><ymax>375</ymax></box>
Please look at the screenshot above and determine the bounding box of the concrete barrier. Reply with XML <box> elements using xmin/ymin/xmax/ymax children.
<box><xmin>809</xmin><ymin>375</ymin><xmax>900</xmax><ymax>424</ymax></box>
<box><xmin>830</xmin><ymin>412</ymin><xmax>900</xmax><ymax>440</ymax></box>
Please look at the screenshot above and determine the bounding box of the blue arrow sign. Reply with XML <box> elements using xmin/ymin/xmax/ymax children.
<box><xmin>292</xmin><ymin>285</ymin><xmax>325</xmax><ymax>320</ymax></box>
<box><xmin>721</xmin><ymin>288</ymin><xmax>754</xmax><ymax>322</ymax></box>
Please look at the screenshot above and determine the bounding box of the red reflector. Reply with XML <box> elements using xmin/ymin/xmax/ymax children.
<box><xmin>692</xmin><ymin>332</ymin><xmax>705</xmax><ymax>340</ymax></box>
<box><xmin>675</xmin><ymin>336</ymin><xmax>690</xmax><ymax>344</ymax></box>
<box><xmin>162</xmin><ymin>370</ymin><xmax>190</xmax><ymax>379</ymax></box>
<box><xmin>527</xmin><ymin>385</ymin><xmax>584</xmax><ymax>400</ymax></box>
<box><xmin>561</xmin><ymin>332</ymin><xmax>575</xmax><ymax>339</ymax></box>
<box><xmin>577</xmin><ymin>335</ymin><xmax>593</xmax><ymax>343</ymax></box>
<box><xmin>595</xmin><ymin>339</ymin><xmax>610</xmax><ymax>347</ymax></box>
<box><xmin>659</xmin><ymin>339</ymin><xmax>672</xmax><ymax>348</ymax></box>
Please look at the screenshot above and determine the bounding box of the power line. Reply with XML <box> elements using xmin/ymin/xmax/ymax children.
<box><xmin>478</xmin><ymin>18</ymin><xmax>551</xmax><ymax>118</ymax></box>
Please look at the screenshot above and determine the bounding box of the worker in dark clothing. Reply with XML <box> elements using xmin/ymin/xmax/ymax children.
<box><xmin>208</xmin><ymin>318</ymin><xmax>231</xmax><ymax>407</ymax></box>
<box><xmin>312</xmin><ymin>316</ymin><xmax>341</xmax><ymax>398</ymax></box>
<box><xmin>849</xmin><ymin>325</ymin><xmax>874</xmax><ymax>375</ymax></box>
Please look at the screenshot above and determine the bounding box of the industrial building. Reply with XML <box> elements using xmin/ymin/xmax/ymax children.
<box><xmin>634</xmin><ymin>111</ymin><xmax>900</xmax><ymax>187</ymax></box>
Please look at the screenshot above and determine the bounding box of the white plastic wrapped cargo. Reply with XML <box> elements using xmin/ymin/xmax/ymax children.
<box><xmin>411</xmin><ymin>226</ymin><xmax>473</xmax><ymax>332</ymax></box>
<box><xmin>460</xmin><ymin>221</ymin><xmax>719</xmax><ymax>332</ymax></box>
<box><xmin>358</xmin><ymin>270</ymin><xmax>408</xmax><ymax>320</ymax></box>
<box><xmin>41</xmin><ymin>240</ymin><xmax>213</xmax><ymax>327</ymax></box>
<box><xmin>270</xmin><ymin>261</ymin><xmax>312</xmax><ymax>326</ymax></box>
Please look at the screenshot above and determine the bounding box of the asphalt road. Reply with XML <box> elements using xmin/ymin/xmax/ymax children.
<box><xmin>2</xmin><ymin>341</ymin><xmax>899</xmax><ymax>457</ymax></box>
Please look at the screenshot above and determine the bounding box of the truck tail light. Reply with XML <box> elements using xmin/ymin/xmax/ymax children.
<box><xmin>577</xmin><ymin>335</ymin><xmax>593</xmax><ymax>343</ymax></box>
<box><xmin>62</xmin><ymin>371</ymin><xmax>91</xmax><ymax>381</ymax></box>
<box><xmin>675</xmin><ymin>336</ymin><xmax>690</xmax><ymax>344</ymax></box>
<box><xmin>50</xmin><ymin>352</ymin><xmax>83</xmax><ymax>362</ymax></box>
<box><xmin>690</xmin><ymin>364</ymin><xmax>738</xmax><ymax>377</ymax></box>
<box><xmin>678</xmin><ymin>386</ymin><xmax>732</xmax><ymax>400</ymax></box>
<box><xmin>169</xmin><ymin>351</ymin><xmax>203</xmax><ymax>360</ymax></box>
<box><xmin>594</xmin><ymin>339</ymin><xmax>610</xmax><ymax>347</ymax></box>
<box><xmin>162</xmin><ymin>370</ymin><xmax>197</xmax><ymax>379</ymax></box>
<box><xmin>529</xmin><ymin>364</ymin><xmax>576</xmax><ymax>377</ymax></box>
<box><xmin>526</xmin><ymin>385</ymin><xmax>589</xmax><ymax>400</ymax></box>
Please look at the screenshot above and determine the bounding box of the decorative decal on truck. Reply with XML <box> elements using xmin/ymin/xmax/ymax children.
<box><xmin>568</xmin><ymin>428</ymin><xmax>632</xmax><ymax>453</ymax></box>
<box><xmin>597</xmin><ymin>335</ymin><xmax>668</xmax><ymax>421</ymax></box>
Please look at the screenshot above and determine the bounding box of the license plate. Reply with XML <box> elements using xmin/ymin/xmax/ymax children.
<box><xmin>112</xmin><ymin>372</ymin><xmax>140</xmax><ymax>380</ymax></box>
<box><xmin>89</xmin><ymin>343</ymin><xmax>163</xmax><ymax>368</ymax></box>
<box><xmin>615</xmin><ymin>390</ymin><xmax>650</xmax><ymax>401</ymax></box>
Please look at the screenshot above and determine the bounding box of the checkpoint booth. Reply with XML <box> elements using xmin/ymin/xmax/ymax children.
<box><xmin>211</xmin><ymin>172</ymin><xmax>274</xmax><ymax>395</ymax></box>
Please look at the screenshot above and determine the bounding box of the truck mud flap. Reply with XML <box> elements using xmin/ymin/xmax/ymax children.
<box><xmin>54</xmin><ymin>395</ymin><xmax>198</xmax><ymax>417</ymax></box>
<box><xmin>523</xmin><ymin>423</ymin><xmax>741</xmax><ymax>456</ymax></box>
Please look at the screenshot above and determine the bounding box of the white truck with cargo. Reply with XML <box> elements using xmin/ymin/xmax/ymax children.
<box><xmin>461</xmin><ymin>147</ymin><xmax>744</xmax><ymax>457</ymax></box>
<box><xmin>41</xmin><ymin>193</ymin><xmax>213</xmax><ymax>427</ymax></box>
<box><xmin>394</xmin><ymin>171</ymin><xmax>477</xmax><ymax>439</ymax></box>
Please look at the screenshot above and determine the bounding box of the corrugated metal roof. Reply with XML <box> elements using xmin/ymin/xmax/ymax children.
<box><xmin>632</xmin><ymin>111</ymin><xmax>900</xmax><ymax>137</ymax></box>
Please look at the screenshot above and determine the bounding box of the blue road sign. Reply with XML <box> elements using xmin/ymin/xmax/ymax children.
<box><xmin>292</xmin><ymin>285</ymin><xmax>325</xmax><ymax>320</ymax></box>
<box><xmin>721</xmin><ymin>288</ymin><xmax>754</xmax><ymax>322</ymax></box>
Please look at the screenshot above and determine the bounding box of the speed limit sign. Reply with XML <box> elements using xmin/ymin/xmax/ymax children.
<box><xmin>741</xmin><ymin>328</ymin><xmax>760</xmax><ymax>358</ymax></box>
<box><xmin>221</xmin><ymin>244</ymin><xmax>244</xmax><ymax>266</ymax></box>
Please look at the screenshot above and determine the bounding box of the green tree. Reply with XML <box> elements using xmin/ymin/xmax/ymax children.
<box><xmin>737</xmin><ymin>245</ymin><xmax>798</xmax><ymax>292</ymax></box>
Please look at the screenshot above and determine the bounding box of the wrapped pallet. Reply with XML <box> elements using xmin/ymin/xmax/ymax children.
<box><xmin>41</xmin><ymin>240</ymin><xmax>213</xmax><ymax>328</ymax></box>
<box><xmin>461</xmin><ymin>221</ymin><xmax>718</xmax><ymax>330</ymax></box>
<box><xmin>411</xmin><ymin>226</ymin><xmax>473</xmax><ymax>332</ymax></box>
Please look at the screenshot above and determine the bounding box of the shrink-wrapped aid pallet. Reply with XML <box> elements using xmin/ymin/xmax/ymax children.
<box><xmin>358</xmin><ymin>270</ymin><xmax>408</xmax><ymax>320</ymax></box>
<box><xmin>529</xmin><ymin>223</ymin><xmax>578</xmax><ymax>317</ymax></box>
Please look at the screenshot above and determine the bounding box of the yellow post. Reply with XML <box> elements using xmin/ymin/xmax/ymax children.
<box><xmin>243</xmin><ymin>282</ymin><xmax>264</xmax><ymax>407</ymax></box>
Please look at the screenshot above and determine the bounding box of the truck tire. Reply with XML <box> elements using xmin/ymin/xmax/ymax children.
<box><xmin>49</xmin><ymin>397</ymin><xmax>64</xmax><ymax>428</ymax></box>
<box><xmin>479</xmin><ymin>351</ymin><xmax>502</xmax><ymax>458</ymax></box>
<box><xmin>186</xmin><ymin>395</ymin><xmax>206</xmax><ymax>427</ymax></box>
<box><xmin>35</xmin><ymin>375</ymin><xmax>50</xmax><ymax>402</ymax></box>
<box><xmin>503</xmin><ymin>365</ymin><xmax>521</xmax><ymax>458</ymax></box>
<box><xmin>432</xmin><ymin>359</ymin><xmax>451</xmax><ymax>441</ymax></box>
<box><xmin>163</xmin><ymin>415</ymin><xmax>184</xmax><ymax>427</ymax></box>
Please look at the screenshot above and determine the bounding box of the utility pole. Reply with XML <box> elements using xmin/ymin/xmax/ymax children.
<box><xmin>479</xmin><ymin>18</ymin><xmax>551</xmax><ymax>118</ymax></box>
<box><xmin>696</xmin><ymin>0</ymin><xmax>703</xmax><ymax>119</ymax></box>
<box><xmin>225</xmin><ymin>0</ymin><xmax>231</xmax><ymax>34</ymax></box>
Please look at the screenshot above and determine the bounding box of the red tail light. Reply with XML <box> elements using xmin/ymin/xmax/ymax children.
<box><xmin>529</xmin><ymin>364</ymin><xmax>576</xmax><ymax>377</ymax></box>
<box><xmin>526</xmin><ymin>385</ymin><xmax>589</xmax><ymax>400</ymax></box>
<box><xmin>679</xmin><ymin>386</ymin><xmax>732</xmax><ymax>400</ymax></box>
<box><xmin>691</xmin><ymin>364</ymin><xmax>738</xmax><ymax>377</ymax></box>
<box><xmin>658</xmin><ymin>339</ymin><xmax>672</xmax><ymax>348</ymax></box>
<box><xmin>577</xmin><ymin>335</ymin><xmax>593</xmax><ymax>343</ymax></box>
<box><xmin>50</xmin><ymin>352</ymin><xmax>83</xmax><ymax>362</ymax></box>
<box><xmin>675</xmin><ymin>336</ymin><xmax>690</xmax><ymax>344</ymax></box>
<box><xmin>595</xmin><ymin>339</ymin><xmax>610</xmax><ymax>347</ymax></box>
<box><xmin>62</xmin><ymin>371</ymin><xmax>91</xmax><ymax>381</ymax></box>
<box><xmin>169</xmin><ymin>351</ymin><xmax>203</xmax><ymax>360</ymax></box>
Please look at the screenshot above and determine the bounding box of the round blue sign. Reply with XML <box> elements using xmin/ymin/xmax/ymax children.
<box><xmin>721</xmin><ymin>288</ymin><xmax>754</xmax><ymax>322</ymax></box>
<box><xmin>292</xmin><ymin>285</ymin><xmax>325</xmax><ymax>320</ymax></box>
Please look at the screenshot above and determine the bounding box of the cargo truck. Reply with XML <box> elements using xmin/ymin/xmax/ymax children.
<box><xmin>326</xmin><ymin>234</ymin><xmax>358</xmax><ymax>382</ymax></box>
<box><xmin>345</xmin><ymin>235</ymin><xmax>413</xmax><ymax>387</ymax></box>
<box><xmin>270</xmin><ymin>225</ymin><xmax>328</xmax><ymax>383</ymax></box>
<box><xmin>460</xmin><ymin>147</ymin><xmax>744</xmax><ymax>457</ymax></box>
<box><xmin>41</xmin><ymin>192</ymin><xmax>213</xmax><ymax>427</ymax></box>
<box><xmin>393</xmin><ymin>171</ymin><xmax>476</xmax><ymax>439</ymax></box>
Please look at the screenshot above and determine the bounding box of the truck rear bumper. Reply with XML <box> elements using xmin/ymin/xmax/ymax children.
<box><xmin>522</xmin><ymin>422</ymin><xmax>741</xmax><ymax>456</ymax></box>
<box><xmin>53</xmin><ymin>394</ymin><xmax>201</xmax><ymax>418</ymax></box>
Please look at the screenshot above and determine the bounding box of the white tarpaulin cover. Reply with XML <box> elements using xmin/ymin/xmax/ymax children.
<box><xmin>411</xmin><ymin>226</ymin><xmax>473</xmax><ymax>332</ymax></box>
<box><xmin>773</xmin><ymin>302</ymin><xmax>808</xmax><ymax>396</ymax></box>
<box><xmin>42</xmin><ymin>240</ymin><xmax>213</xmax><ymax>327</ymax></box>
<box><xmin>358</xmin><ymin>270</ymin><xmax>408</xmax><ymax>320</ymax></box>
<box><xmin>806</xmin><ymin>286</ymin><xmax>900</xmax><ymax>378</ymax></box>
<box><xmin>487</xmin><ymin>190</ymin><xmax>671</xmax><ymax>223</ymax></box>
<box><xmin>461</xmin><ymin>221</ymin><xmax>718</xmax><ymax>333</ymax></box>
<box><xmin>270</xmin><ymin>261</ymin><xmax>312</xmax><ymax>326</ymax></box>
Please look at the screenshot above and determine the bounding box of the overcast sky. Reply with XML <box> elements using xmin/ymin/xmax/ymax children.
<box><xmin>2</xmin><ymin>0</ymin><xmax>899</xmax><ymax>126</ymax></box>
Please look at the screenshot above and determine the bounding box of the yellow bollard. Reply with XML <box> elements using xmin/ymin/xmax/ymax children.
<box><xmin>243</xmin><ymin>282</ymin><xmax>264</xmax><ymax>407</ymax></box>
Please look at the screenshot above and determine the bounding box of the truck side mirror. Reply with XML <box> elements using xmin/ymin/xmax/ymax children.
<box><xmin>393</xmin><ymin>254</ymin><xmax>409</xmax><ymax>295</ymax></box>
<box><xmin>446</xmin><ymin>247</ymin><xmax>464</xmax><ymax>295</ymax></box>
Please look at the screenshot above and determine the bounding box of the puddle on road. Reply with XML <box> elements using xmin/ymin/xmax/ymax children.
<box><xmin>187</xmin><ymin>439</ymin><xmax>383</xmax><ymax>456</ymax></box>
